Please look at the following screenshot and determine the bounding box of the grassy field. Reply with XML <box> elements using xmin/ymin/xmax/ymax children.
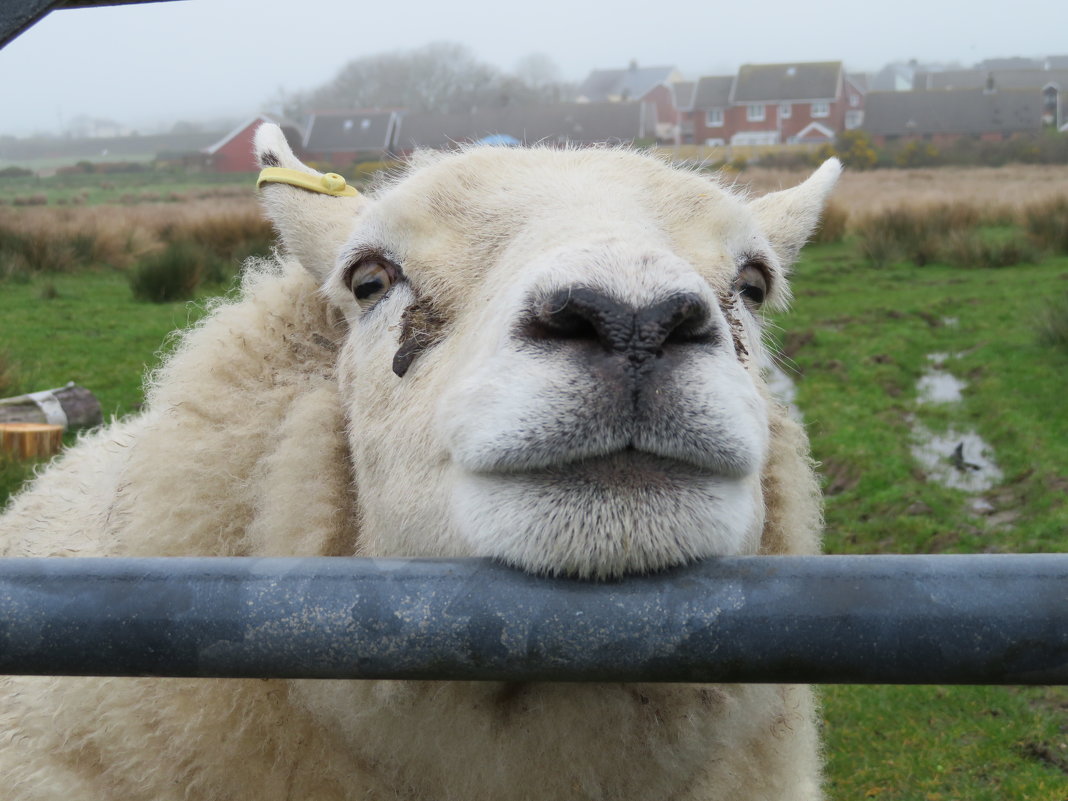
<box><xmin>773</xmin><ymin>244</ymin><xmax>1068</xmax><ymax>799</ymax></box>
<box><xmin>1</xmin><ymin>166</ymin><xmax>1068</xmax><ymax>796</ymax></box>
<box><xmin>0</xmin><ymin>168</ymin><xmax>254</xmax><ymax>207</ymax></box>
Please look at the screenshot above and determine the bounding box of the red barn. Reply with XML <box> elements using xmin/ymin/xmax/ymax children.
<box><xmin>203</xmin><ymin>114</ymin><xmax>303</xmax><ymax>173</ymax></box>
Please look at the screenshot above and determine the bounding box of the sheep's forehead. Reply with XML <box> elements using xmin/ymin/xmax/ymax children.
<box><xmin>356</xmin><ymin>148</ymin><xmax>758</xmax><ymax>312</ymax></box>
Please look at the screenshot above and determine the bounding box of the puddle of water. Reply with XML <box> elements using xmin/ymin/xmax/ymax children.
<box><xmin>942</xmin><ymin>317</ymin><xmax>959</xmax><ymax>327</ymax></box>
<box><xmin>909</xmin><ymin>421</ymin><xmax>1003</xmax><ymax>492</ymax></box>
<box><xmin>916</xmin><ymin>370</ymin><xmax>967</xmax><ymax>404</ymax></box>
<box><xmin>763</xmin><ymin>360</ymin><xmax>803</xmax><ymax>422</ymax></box>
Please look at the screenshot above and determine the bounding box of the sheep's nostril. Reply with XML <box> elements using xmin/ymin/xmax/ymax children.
<box><xmin>524</xmin><ymin>287</ymin><xmax>715</xmax><ymax>355</ymax></box>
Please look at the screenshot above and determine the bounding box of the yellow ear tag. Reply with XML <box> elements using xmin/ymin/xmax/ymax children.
<box><xmin>256</xmin><ymin>167</ymin><xmax>359</xmax><ymax>197</ymax></box>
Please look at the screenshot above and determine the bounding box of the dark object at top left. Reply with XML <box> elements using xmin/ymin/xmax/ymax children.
<box><xmin>0</xmin><ymin>0</ymin><xmax>182</xmax><ymax>49</ymax></box>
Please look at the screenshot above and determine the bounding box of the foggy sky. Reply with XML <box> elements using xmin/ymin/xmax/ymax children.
<box><xmin>2</xmin><ymin>0</ymin><xmax>1065</xmax><ymax>137</ymax></box>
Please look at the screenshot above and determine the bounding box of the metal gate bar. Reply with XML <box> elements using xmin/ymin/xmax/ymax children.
<box><xmin>2</xmin><ymin>554</ymin><xmax>1066</xmax><ymax>683</ymax></box>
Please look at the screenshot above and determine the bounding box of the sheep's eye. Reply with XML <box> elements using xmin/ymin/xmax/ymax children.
<box><xmin>733</xmin><ymin>263</ymin><xmax>768</xmax><ymax>308</ymax></box>
<box><xmin>348</xmin><ymin>257</ymin><xmax>400</xmax><ymax>303</ymax></box>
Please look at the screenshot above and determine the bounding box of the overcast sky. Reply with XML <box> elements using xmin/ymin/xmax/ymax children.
<box><xmin>2</xmin><ymin>0</ymin><xmax>1065</xmax><ymax>136</ymax></box>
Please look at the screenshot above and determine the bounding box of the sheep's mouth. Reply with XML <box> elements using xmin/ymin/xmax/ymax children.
<box><xmin>477</xmin><ymin>447</ymin><xmax>718</xmax><ymax>489</ymax></box>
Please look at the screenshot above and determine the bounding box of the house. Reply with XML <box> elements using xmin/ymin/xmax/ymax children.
<box><xmin>861</xmin><ymin>88</ymin><xmax>1043</xmax><ymax>145</ymax></box>
<box><xmin>683</xmin><ymin>75</ymin><xmax>733</xmax><ymax>145</ymax></box>
<box><xmin>683</xmin><ymin>61</ymin><xmax>865</xmax><ymax>147</ymax></box>
<box><xmin>301</xmin><ymin>111</ymin><xmax>399</xmax><ymax>166</ymax></box>
<box><xmin>202</xmin><ymin>113</ymin><xmax>302</xmax><ymax>173</ymax></box>
<box><xmin>727</xmin><ymin>61</ymin><xmax>863</xmax><ymax>145</ymax></box>
<box><xmin>576</xmin><ymin>62</ymin><xmax>684</xmax><ymax>140</ymax></box>
<box><xmin>671</xmin><ymin>81</ymin><xmax>697</xmax><ymax>143</ymax></box>
<box><xmin>913</xmin><ymin>69</ymin><xmax>1068</xmax><ymax>128</ymax></box>
<box><xmin>391</xmin><ymin>103</ymin><xmax>658</xmax><ymax>154</ymax></box>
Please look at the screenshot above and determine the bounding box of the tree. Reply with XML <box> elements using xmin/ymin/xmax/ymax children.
<box><xmin>286</xmin><ymin>42</ymin><xmax>556</xmax><ymax>117</ymax></box>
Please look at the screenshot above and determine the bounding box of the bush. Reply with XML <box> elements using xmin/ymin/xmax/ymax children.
<box><xmin>0</xmin><ymin>166</ymin><xmax>33</xmax><ymax>179</ymax></box>
<box><xmin>158</xmin><ymin>214</ymin><xmax>274</xmax><ymax>285</ymax></box>
<box><xmin>752</xmin><ymin>150</ymin><xmax>815</xmax><ymax>170</ymax></box>
<box><xmin>1022</xmin><ymin>196</ymin><xmax>1068</xmax><ymax>255</ymax></box>
<box><xmin>854</xmin><ymin>203</ymin><xmax>985</xmax><ymax>267</ymax></box>
<box><xmin>941</xmin><ymin>230</ymin><xmax>1038</xmax><ymax>268</ymax></box>
<box><xmin>894</xmin><ymin>140</ymin><xmax>941</xmax><ymax>168</ymax></box>
<box><xmin>129</xmin><ymin>241</ymin><xmax>204</xmax><ymax>302</ymax></box>
<box><xmin>821</xmin><ymin>130</ymin><xmax>878</xmax><ymax>170</ymax></box>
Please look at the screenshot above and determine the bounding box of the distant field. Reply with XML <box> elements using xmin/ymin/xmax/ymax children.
<box><xmin>0</xmin><ymin>168</ymin><xmax>256</xmax><ymax>206</ymax></box>
<box><xmin>733</xmin><ymin>162</ymin><xmax>1068</xmax><ymax>212</ymax></box>
<box><xmin>6</xmin><ymin>159</ymin><xmax>1068</xmax><ymax>214</ymax></box>
<box><xmin>1</xmin><ymin>168</ymin><xmax>1068</xmax><ymax>798</ymax></box>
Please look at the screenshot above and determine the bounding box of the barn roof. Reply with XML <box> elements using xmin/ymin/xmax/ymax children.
<box><xmin>203</xmin><ymin>114</ymin><xmax>302</xmax><ymax>156</ymax></box>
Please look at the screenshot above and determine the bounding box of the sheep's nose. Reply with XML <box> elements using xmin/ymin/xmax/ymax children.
<box><xmin>525</xmin><ymin>287</ymin><xmax>715</xmax><ymax>361</ymax></box>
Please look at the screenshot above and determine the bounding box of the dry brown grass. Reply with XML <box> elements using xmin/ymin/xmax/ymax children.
<box><xmin>734</xmin><ymin>164</ymin><xmax>1068</xmax><ymax>217</ymax></box>
<box><xmin>0</xmin><ymin>198</ymin><xmax>266</xmax><ymax>277</ymax></box>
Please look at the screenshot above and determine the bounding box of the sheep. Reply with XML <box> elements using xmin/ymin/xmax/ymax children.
<box><xmin>0</xmin><ymin>124</ymin><xmax>839</xmax><ymax>801</ymax></box>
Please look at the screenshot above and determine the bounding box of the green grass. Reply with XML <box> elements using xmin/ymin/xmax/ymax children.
<box><xmin>771</xmin><ymin>242</ymin><xmax>1068</xmax><ymax>797</ymax></box>
<box><xmin>2</xmin><ymin>237</ymin><xmax>1068</xmax><ymax>795</ymax></box>
<box><xmin>775</xmin><ymin>243</ymin><xmax>1068</xmax><ymax>555</ymax></box>
<box><xmin>0</xmin><ymin>270</ymin><xmax>216</xmax><ymax>503</ymax></box>
<box><xmin>0</xmin><ymin>169</ymin><xmax>254</xmax><ymax>206</ymax></box>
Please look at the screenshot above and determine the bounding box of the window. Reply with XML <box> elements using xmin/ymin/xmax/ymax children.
<box><xmin>779</xmin><ymin>103</ymin><xmax>792</xmax><ymax>119</ymax></box>
<box><xmin>845</xmin><ymin>110</ymin><xmax>864</xmax><ymax>130</ymax></box>
<box><xmin>705</xmin><ymin>108</ymin><xmax>723</xmax><ymax>127</ymax></box>
<box><xmin>747</xmin><ymin>104</ymin><xmax>765</xmax><ymax>122</ymax></box>
<box><xmin>811</xmin><ymin>102</ymin><xmax>830</xmax><ymax>118</ymax></box>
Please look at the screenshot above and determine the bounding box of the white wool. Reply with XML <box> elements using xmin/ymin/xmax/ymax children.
<box><xmin>0</xmin><ymin>126</ymin><xmax>837</xmax><ymax>800</ymax></box>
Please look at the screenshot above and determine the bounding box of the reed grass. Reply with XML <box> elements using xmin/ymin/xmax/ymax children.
<box><xmin>0</xmin><ymin>198</ymin><xmax>273</xmax><ymax>296</ymax></box>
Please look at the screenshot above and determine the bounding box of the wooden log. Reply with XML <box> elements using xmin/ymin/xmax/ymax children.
<box><xmin>0</xmin><ymin>383</ymin><xmax>102</xmax><ymax>430</ymax></box>
<box><xmin>0</xmin><ymin>423</ymin><xmax>64</xmax><ymax>460</ymax></box>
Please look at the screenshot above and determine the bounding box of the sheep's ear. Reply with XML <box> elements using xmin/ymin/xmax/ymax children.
<box><xmin>254</xmin><ymin>123</ymin><xmax>366</xmax><ymax>281</ymax></box>
<box><xmin>749</xmin><ymin>158</ymin><xmax>841</xmax><ymax>266</ymax></box>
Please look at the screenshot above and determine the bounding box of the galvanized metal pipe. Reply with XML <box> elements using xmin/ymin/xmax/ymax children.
<box><xmin>1</xmin><ymin>554</ymin><xmax>1067</xmax><ymax>683</ymax></box>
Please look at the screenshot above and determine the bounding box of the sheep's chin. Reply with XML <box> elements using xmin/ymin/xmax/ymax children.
<box><xmin>450</xmin><ymin>450</ymin><xmax>762</xmax><ymax>579</ymax></box>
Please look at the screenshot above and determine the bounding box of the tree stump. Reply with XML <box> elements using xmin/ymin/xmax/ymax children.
<box><xmin>0</xmin><ymin>423</ymin><xmax>64</xmax><ymax>460</ymax></box>
<box><xmin>0</xmin><ymin>383</ymin><xmax>102</xmax><ymax>430</ymax></box>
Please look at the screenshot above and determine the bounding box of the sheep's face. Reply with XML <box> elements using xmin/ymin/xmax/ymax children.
<box><xmin>256</xmin><ymin>128</ymin><xmax>838</xmax><ymax>578</ymax></box>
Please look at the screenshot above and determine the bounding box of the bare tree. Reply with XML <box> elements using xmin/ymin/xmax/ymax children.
<box><xmin>284</xmin><ymin>42</ymin><xmax>570</xmax><ymax>118</ymax></box>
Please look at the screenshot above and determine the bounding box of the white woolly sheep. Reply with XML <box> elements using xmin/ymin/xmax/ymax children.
<box><xmin>0</xmin><ymin>124</ymin><xmax>839</xmax><ymax>800</ymax></box>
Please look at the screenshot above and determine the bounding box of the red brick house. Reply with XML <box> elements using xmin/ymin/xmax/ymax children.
<box><xmin>202</xmin><ymin>114</ymin><xmax>303</xmax><ymax>173</ymax></box>
<box><xmin>681</xmin><ymin>75</ymin><xmax>734</xmax><ymax>145</ymax></box>
<box><xmin>683</xmin><ymin>61</ymin><xmax>865</xmax><ymax>146</ymax></box>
